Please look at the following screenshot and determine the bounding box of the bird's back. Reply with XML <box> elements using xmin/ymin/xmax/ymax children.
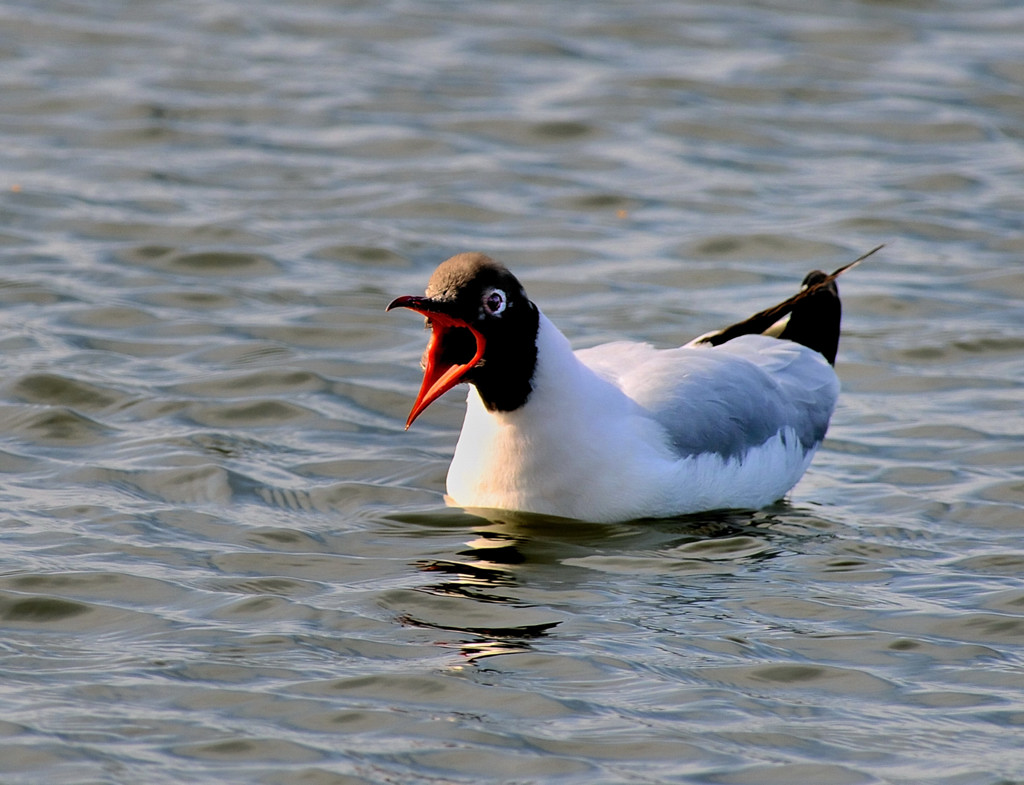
<box><xmin>577</xmin><ymin>334</ymin><xmax>839</xmax><ymax>464</ymax></box>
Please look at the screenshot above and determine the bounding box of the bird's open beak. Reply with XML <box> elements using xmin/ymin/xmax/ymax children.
<box><xmin>386</xmin><ymin>295</ymin><xmax>486</xmax><ymax>429</ymax></box>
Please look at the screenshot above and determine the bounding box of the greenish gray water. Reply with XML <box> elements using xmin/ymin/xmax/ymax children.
<box><xmin>1</xmin><ymin>1</ymin><xmax>1023</xmax><ymax>783</ymax></box>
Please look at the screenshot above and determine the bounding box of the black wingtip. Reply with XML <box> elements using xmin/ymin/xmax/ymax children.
<box><xmin>695</xmin><ymin>244</ymin><xmax>881</xmax><ymax>365</ymax></box>
<box><xmin>778</xmin><ymin>271</ymin><xmax>841</xmax><ymax>365</ymax></box>
<box><xmin>820</xmin><ymin>243</ymin><xmax>883</xmax><ymax>283</ymax></box>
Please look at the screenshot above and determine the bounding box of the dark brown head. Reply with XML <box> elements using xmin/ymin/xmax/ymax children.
<box><xmin>387</xmin><ymin>253</ymin><xmax>540</xmax><ymax>427</ymax></box>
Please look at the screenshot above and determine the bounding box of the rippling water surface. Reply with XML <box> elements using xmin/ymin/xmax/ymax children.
<box><xmin>2</xmin><ymin>1</ymin><xmax>1023</xmax><ymax>783</ymax></box>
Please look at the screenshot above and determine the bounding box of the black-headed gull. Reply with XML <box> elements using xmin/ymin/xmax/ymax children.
<box><xmin>388</xmin><ymin>247</ymin><xmax>878</xmax><ymax>522</ymax></box>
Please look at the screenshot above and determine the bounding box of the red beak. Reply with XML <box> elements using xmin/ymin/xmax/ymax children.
<box><xmin>386</xmin><ymin>295</ymin><xmax>486</xmax><ymax>429</ymax></box>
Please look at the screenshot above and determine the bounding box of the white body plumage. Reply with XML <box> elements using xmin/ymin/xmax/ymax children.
<box><xmin>446</xmin><ymin>312</ymin><xmax>838</xmax><ymax>522</ymax></box>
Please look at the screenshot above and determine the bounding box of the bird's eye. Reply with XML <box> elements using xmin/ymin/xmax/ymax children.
<box><xmin>483</xmin><ymin>288</ymin><xmax>506</xmax><ymax>316</ymax></box>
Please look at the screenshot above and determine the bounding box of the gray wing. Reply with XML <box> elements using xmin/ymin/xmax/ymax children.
<box><xmin>579</xmin><ymin>335</ymin><xmax>839</xmax><ymax>461</ymax></box>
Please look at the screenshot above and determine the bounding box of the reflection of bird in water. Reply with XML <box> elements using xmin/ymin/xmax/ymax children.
<box><xmin>395</xmin><ymin>506</ymin><xmax>811</xmax><ymax>662</ymax></box>
<box><xmin>407</xmin><ymin>532</ymin><xmax>559</xmax><ymax>662</ymax></box>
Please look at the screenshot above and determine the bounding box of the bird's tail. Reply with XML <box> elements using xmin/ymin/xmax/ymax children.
<box><xmin>691</xmin><ymin>244</ymin><xmax>882</xmax><ymax>366</ymax></box>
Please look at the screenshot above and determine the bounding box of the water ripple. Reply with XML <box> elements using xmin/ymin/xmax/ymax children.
<box><xmin>1</xmin><ymin>1</ymin><xmax>1023</xmax><ymax>784</ymax></box>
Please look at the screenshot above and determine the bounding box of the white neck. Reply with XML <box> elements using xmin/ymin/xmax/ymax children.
<box><xmin>445</xmin><ymin>312</ymin><xmax>673</xmax><ymax>519</ymax></box>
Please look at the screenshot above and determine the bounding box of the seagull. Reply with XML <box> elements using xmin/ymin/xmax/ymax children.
<box><xmin>387</xmin><ymin>247</ymin><xmax>879</xmax><ymax>523</ymax></box>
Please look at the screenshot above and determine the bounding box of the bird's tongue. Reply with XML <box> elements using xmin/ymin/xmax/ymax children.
<box><xmin>406</xmin><ymin>313</ymin><xmax>485</xmax><ymax>429</ymax></box>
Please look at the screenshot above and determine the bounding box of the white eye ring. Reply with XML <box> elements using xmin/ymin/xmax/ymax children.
<box><xmin>482</xmin><ymin>287</ymin><xmax>506</xmax><ymax>316</ymax></box>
